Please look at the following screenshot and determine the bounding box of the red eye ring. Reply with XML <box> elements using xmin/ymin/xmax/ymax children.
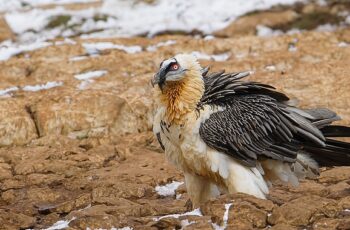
<box><xmin>170</xmin><ymin>63</ymin><xmax>179</xmax><ymax>71</ymax></box>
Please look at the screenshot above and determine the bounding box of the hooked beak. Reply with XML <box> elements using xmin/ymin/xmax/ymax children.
<box><xmin>151</xmin><ymin>66</ymin><xmax>167</xmax><ymax>88</ymax></box>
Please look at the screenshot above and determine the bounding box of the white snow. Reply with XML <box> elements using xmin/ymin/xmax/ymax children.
<box><xmin>256</xmin><ymin>25</ymin><xmax>283</xmax><ymax>37</ymax></box>
<box><xmin>316</xmin><ymin>0</ymin><xmax>327</xmax><ymax>6</ymax></box>
<box><xmin>77</xmin><ymin>79</ymin><xmax>94</xmax><ymax>90</ymax></box>
<box><xmin>288</xmin><ymin>44</ymin><xmax>297</xmax><ymax>52</ymax></box>
<box><xmin>155</xmin><ymin>181</ymin><xmax>184</xmax><ymax>196</ymax></box>
<box><xmin>346</xmin><ymin>15</ymin><xmax>350</xmax><ymax>25</ymax></box>
<box><xmin>265</xmin><ymin>65</ymin><xmax>276</xmax><ymax>71</ymax></box>
<box><xmin>181</xmin><ymin>219</ymin><xmax>196</xmax><ymax>228</ymax></box>
<box><xmin>204</xmin><ymin>35</ymin><xmax>215</xmax><ymax>40</ymax></box>
<box><xmin>257</xmin><ymin>25</ymin><xmax>303</xmax><ymax>37</ymax></box>
<box><xmin>338</xmin><ymin>42</ymin><xmax>349</xmax><ymax>47</ymax></box>
<box><xmin>44</xmin><ymin>217</ymin><xmax>76</xmax><ymax>230</ymax></box>
<box><xmin>316</xmin><ymin>24</ymin><xmax>338</xmax><ymax>32</ymax></box>
<box><xmin>192</xmin><ymin>51</ymin><xmax>230</xmax><ymax>62</ymax></box>
<box><xmin>286</xmin><ymin>28</ymin><xmax>302</xmax><ymax>35</ymax></box>
<box><xmin>153</xmin><ymin>208</ymin><xmax>203</xmax><ymax>221</ymax></box>
<box><xmin>0</xmin><ymin>1</ymin><xmax>26</xmax><ymax>12</ymax></box>
<box><xmin>0</xmin><ymin>40</ymin><xmax>51</xmax><ymax>61</ymax></box>
<box><xmin>5</xmin><ymin>7</ymin><xmax>66</xmax><ymax>34</ymax></box>
<box><xmin>74</xmin><ymin>70</ymin><xmax>107</xmax><ymax>80</ymax></box>
<box><xmin>4</xmin><ymin>0</ymin><xmax>303</xmax><ymax>42</ymax></box>
<box><xmin>212</xmin><ymin>203</ymin><xmax>233</xmax><ymax>230</ymax></box>
<box><xmin>146</xmin><ymin>40</ymin><xmax>177</xmax><ymax>52</ymax></box>
<box><xmin>87</xmin><ymin>227</ymin><xmax>133</xmax><ymax>230</ymax></box>
<box><xmin>0</xmin><ymin>86</ymin><xmax>19</xmax><ymax>97</ymax></box>
<box><xmin>4</xmin><ymin>6</ymin><xmax>114</xmax><ymax>42</ymax></box>
<box><xmin>54</xmin><ymin>38</ymin><xmax>76</xmax><ymax>46</ymax></box>
<box><xmin>82</xmin><ymin>42</ymin><xmax>142</xmax><ymax>55</ymax></box>
<box><xmin>111</xmin><ymin>227</ymin><xmax>133</xmax><ymax>230</ymax></box>
<box><xmin>69</xmin><ymin>56</ymin><xmax>88</xmax><ymax>62</ymax></box>
<box><xmin>22</xmin><ymin>81</ymin><xmax>63</xmax><ymax>91</ymax></box>
<box><xmin>101</xmin><ymin>0</ymin><xmax>302</xmax><ymax>37</ymax></box>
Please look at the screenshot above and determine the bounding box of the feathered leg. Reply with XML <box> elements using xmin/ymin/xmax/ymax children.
<box><xmin>225</xmin><ymin>159</ymin><xmax>269</xmax><ymax>199</ymax></box>
<box><xmin>184</xmin><ymin>172</ymin><xmax>220</xmax><ymax>208</ymax></box>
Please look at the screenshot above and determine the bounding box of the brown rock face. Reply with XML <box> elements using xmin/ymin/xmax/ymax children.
<box><xmin>0</xmin><ymin>16</ymin><xmax>13</xmax><ymax>42</ymax></box>
<box><xmin>215</xmin><ymin>10</ymin><xmax>298</xmax><ymax>37</ymax></box>
<box><xmin>0</xmin><ymin>2</ymin><xmax>350</xmax><ymax>229</ymax></box>
<box><xmin>0</xmin><ymin>100</ymin><xmax>38</xmax><ymax>146</ymax></box>
<box><xmin>268</xmin><ymin>195</ymin><xmax>340</xmax><ymax>226</ymax></box>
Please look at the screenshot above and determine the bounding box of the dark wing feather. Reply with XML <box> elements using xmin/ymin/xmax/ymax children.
<box><xmin>198</xmin><ymin>71</ymin><xmax>329</xmax><ymax>167</ymax></box>
<box><xmin>199</xmin><ymin>95</ymin><xmax>324</xmax><ymax>167</ymax></box>
<box><xmin>199</xmin><ymin>70</ymin><xmax>289</xmax><ymax>108</ymax></box>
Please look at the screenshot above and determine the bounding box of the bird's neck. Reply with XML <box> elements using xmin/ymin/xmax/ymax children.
<box><xmin>156</xmin><ymin>71</ymin><xmax>204</xmax><ymax>124</ymax></box>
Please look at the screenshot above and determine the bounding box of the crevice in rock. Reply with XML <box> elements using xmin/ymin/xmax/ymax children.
<box><xmin>25</xmin><ymin>105</ymin><xmax>41</xmax><ymax>138</ymax></box>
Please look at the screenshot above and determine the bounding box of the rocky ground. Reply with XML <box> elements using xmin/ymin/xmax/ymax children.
<box><xmin>0</xmin><ymin>1</ymin><xmax>350</xmax><ymax>230</ymax></box>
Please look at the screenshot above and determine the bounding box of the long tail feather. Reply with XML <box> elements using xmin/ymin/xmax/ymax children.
<box><xmin>304</xmin><ymin>125</ymin><xmax>350</xmax><ymax>167</ymax></box>
<box><xmin>321</xmin><ymin>125</ymin><xmax>350</xmax><ymax>137</ymax></box>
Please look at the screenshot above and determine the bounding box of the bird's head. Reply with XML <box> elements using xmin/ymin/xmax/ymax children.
<box><xmin>152</xmin><ymin>53</ymin><xmax>202</xmax><ymax>90</ymax></box>
<box><xmin>152</xmin><ymin>54</ymin><xmax>205</xmax><ymax>123</ymax></box>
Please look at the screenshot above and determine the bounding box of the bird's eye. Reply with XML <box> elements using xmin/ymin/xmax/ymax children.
<box><xmin>170</xmin><ymin>63</ymin><xmax>179</xmax><ymax>71</ymax></box>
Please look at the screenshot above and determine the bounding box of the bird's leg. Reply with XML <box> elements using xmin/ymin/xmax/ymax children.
<box><xmin>225</xmin><ymin>161</ymin><xmax>269</xmax><ymax>199</ymax></box>
<box><xmin>184</xmin><ymin>172</ymin><xmax>220</xmax><ymax>208</ymax></box>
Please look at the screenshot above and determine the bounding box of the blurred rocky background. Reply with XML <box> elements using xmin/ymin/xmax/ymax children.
<box><xmin>0</xmin><ymin>0</ymin><xmax>349</xmax><ymax>229</ymax></box>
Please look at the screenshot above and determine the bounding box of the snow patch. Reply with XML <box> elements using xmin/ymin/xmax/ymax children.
<box><xmin>69</xmin><ymin>56</ymin><xmax>88</xmax><ymax>62</ymax></box>
<box><xmin>181</xmin><ymin>219</ymin><xmax>196</xmax><ymax>228</ymax></box>
<box><xmin>4</xmin><ymin>0</ymin><xmax>303</xmax><ymax>42</ymax></box>
<box><xmin>22</xmin><ymin>81</ymin><xmax>63</xmax><ymax>92</ymax></box>
<box><xmin>316</xmin><ymin>24</ymin><xmax>338</xmax><ymax>32</ymax></box>
<box><xmin>346</xmin><ymin>15</ymin><xmax>350</xmax><ymax>25</ymax></box>
<box><xmin>212</xmin><ymin>203</ymin><xmax>233</xmax><ymax>230</ymax></box>
<box><xmin>5</xmin><ymin>7</ymin><xmax>66</xmax><ymax>34</ymax></box>
<box><xmin>256</xmin><ymin>25</ymin><xmax>283</xmax><ymax>37</ymax></box>
<box><xmin>111</xmin><ymin>227</ymin><xmax>133</xmax><ymax>230</ymax></box>
<box><xmin>288</xmin><ymin>44</ymin><xmax>297</xmax><ymax>52</ymax></box>
<box><xmin>265</xmin><ymin>65</ymin><xmax>276</xmax><ymax>71</ymax></box>
<box><xmin>286</xmin><ymin>28</ymin><xmax>302</xmax><ymax>35</ymax></box>
<box><xmin>146</xmin><ymin>40</ymin><xmax>177</xmax><ymax>52</ymax></box>
<box><xmin>88</xmin><ymin>227</ymin><xmax>133</xmax><ymax>230</ymax></box>
<box><xmin>74</xmin><ymin>70</ymin><xmax>107</xmax><ymax>80</ymax></box>
<box><xmin>316</xmin><ymin>0</ymin><xmax>327</xmax><ymax>6</ymax></box>
<box><xmin>0</xmin><ymin>40</ymin><xmax>51</xmax><ymax>61</ymax></box>
<box><xmin>101</xmin><ymin>0</ymin><xmax>302</xmax><ymax>37</ymax></box>
<box><xmin>0</xmin><ymin>87</ymin><xmax>19</xmax><ymax>97</ymax></box>
<box><xmin>54</xmin><ymin>38</ymin><xmax>76</xmax><ymax>46</ymax></box>
<box><xmin>155</xmin><ymin>181</ymin><xmax>183</xmax><ymax>196</ymax></box>
<box><xmin>256</xmin><ymin>25</ymin><xmax>302</xmax><ymax>37</ymax></box>
<box><xmin>82</xmin><ymin>42</ymin><xmax>142</xmax><ymax>55</ymax></box>
<box><xmin>77</xmin><ymin>79</ymin><xmax>94</xmax><ymax>90</ymax></box>
<box><xmin>192</xmin><ymin>51</ymin><xmax>230</xmax><ymax>62</ymax></box>
<box><xmin>338</xmin><ymin>42</ymin><xmax>349</xmax><ymax>47</ymax></box>
<box><xmin>153</xmin><ymin>208</ymin><xmax>203</xmax><ymax>221</ymax></box>
<box><xmin>204</xmin><ymin>35</ymin><xmax>215</xmax><ymax>40</ymax></box>
<box><xmin>44</xmin><ymin>217</ymin><xmax>76</xmax><ymax>230</ymax></box>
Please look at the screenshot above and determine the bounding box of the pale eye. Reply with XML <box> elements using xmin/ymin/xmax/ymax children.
<box><xmin>170</xmin><ymin>63</ymin><xmax>179</xmax><ymax>71</ymax></box>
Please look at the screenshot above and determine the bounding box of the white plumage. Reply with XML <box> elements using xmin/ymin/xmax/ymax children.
<box><xmin>152</xmin><ymin>53</ymin><xmax>350</xmax><ymax>207</ymax></box>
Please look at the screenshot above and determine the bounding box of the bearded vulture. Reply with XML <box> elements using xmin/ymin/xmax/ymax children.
<box><xmin>152</xmin><ymin>53</ymin><xmax>350</xmax><ymax>207</ymax></box>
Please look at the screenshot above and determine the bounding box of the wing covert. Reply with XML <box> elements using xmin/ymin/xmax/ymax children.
<box><xmin>199</xmin><ymin>94</ymin><xmax>325</xmax><ymax>167</ymax></box>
